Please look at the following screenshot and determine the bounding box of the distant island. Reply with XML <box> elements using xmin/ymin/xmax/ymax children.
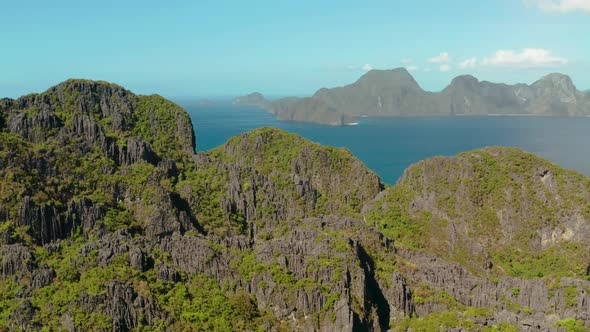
<box><xmin>198</xmin><ymin>98</ymin><xmax>215</xmax><ymax>106</ymax></box>
<box><xmin>232</xmin><ymin>92</ymin><xmax>269</xmax><ymax>107</ymax></box>
<box><xmin>234</xmin><ymin>68</ymin><xmax>590</xmax><ymax>125</ymax></box>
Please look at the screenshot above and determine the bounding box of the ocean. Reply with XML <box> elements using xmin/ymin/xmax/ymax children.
<box><xmin>175</xmin><ymin>100</ymin><xmax>590</xmax><ymax>185</ymax></box>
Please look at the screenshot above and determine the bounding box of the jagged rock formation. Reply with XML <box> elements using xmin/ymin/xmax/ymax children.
<box><xmin>239</xmin><ymin>69</ymin><xmax>590</xmax><ymax>125</ymax></box>
<box><xmin>0</xmin><ymin>80</ymin><xmax>588</xmax><ymax>331</ymax></box>
<box><xmin>365</xmin><ymin>147</ymin><xmax>590</xmax><ymax>278</ymax></box>
<box><xmin>186</xmin><ymin>128</ymin><xmax>384</xmax><ymax>236</ymax></box>
<box><xmin>364</xmin><ymin>147</ymin><xmax>590</xmax><ymax>330</ymax></box>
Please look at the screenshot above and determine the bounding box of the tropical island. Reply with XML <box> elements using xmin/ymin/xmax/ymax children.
<box><xmin>234</xmin><ymin>68</ymin><xmax>590</xmax><ymax>125</ymax></box>
<box><xmin>0</xmin><ymin>80</ymin><xmax>588</xmax><ymax>331</ymax></box>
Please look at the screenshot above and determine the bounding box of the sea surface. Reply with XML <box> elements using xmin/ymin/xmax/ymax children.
<box><xmin>175</xmin><ymin>99</ymin><xmax>590</xmax><ymax>185</ymax></box>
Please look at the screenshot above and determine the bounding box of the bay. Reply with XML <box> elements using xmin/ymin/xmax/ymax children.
<box><xmin>176</xmin><ymin>100</ymin><xmax>590</xmax><ymax>185</ymax></box>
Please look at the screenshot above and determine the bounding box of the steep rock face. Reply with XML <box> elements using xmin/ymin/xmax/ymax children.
<box><xmin>0</xmin><ymin>80</ymin><xmax>198</xmax><ymax>245</ymax></box>
<box><xmin>368</xmin><ymin>147</ymin><xmax>590</xmax><ymax>277</ymax></box>
<box><xmin>58</xmin><ymin>280</ymin><xmax>162</xmax><ymax>332</ymax></box>
<box><xmin>7</xmin><ymin>110</ymin><xmax>62</xmax><ymax>143</ymax></box>
<box><xmin>267</xmin><ymin>69</ymin><xmax>442</xmax><ymax>125</ymax></box>
<box><xmin>311</xmin><ymin>69</ymin><xmax>440</xmax><ymax>117</ymax></box>
<box><xmin>1</xmin><ymin>244</ymin><xmax>34</xmax><ymax>277</ymax></box>
<box><xmin>7</xmin><ymin>79</ymin><xmax>135</xmax><ymax>134</ymax></box>
<box><xmin>441</xmin><ymin>75</ymin><xmax>530</xmax><ymax>115</ymax></box>
<box><xmin>1</xmin><ymin>79</ymin><xmax>195</xmax><ymax>159</ymax></box>
<box><xmin>15</xmin><ymin>196</ymin><xmax>105</xmax><ymax>245</ymax></box>
<box><xmin>365</xmin><ymin>147</ymin><xmax>590</xmax><ymax>330</ymax></box>
<box><xmin>158</xmin><ymin>216</ymin><xmax>412</xmax><ymax>331</ymax></box>
<box><xmin>61</xmin><ymin>114</ymin><xmax>159</xmax><ymax>166</ymax></box>
<box><xmin>271</xmin><ymin>97</ymin><xmax>344</xmax><ymax>125</ymax></box>
<box><xmin>400</xmin><ymin>250</ymin><xmax>590</xmax><ymax>331</ymax></box>
<box><xmin>528</xmin><ymin>73</ymin><xmax>590</xmax><ymax>116</ymax></box>
<box><xmin>442</xmin><ymin>73</ymin><xmax>590</xmax><ymax>116</ymax></box>
<box><xmin>1</xmin><ymin>81</ymin><xmax>396</xmax><ymax>330</ymax></box>
<box><xmin>2</xmin><ymin>80</ymin><xmax>590</xmax><ymax>331</ymax></box>
<box><xmin>184</xmin><ymin>127</ymin><xmax>384</xmax><ymax>236</ymax></box>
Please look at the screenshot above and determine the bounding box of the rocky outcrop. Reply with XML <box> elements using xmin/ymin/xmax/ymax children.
<box><xmin>67</xmin><ymin>281</ymin><xmax>161</xmax><ymax>332</ymax></box>
<box><xmin>30</xmin><ymin>267</ymin><xmax>56</xmax><ymax>289</ymax></box>
<box><xmin>188</xmin><ymin>127</ymin><xmax>383</xmax><ymax>236</ymax></box>
<box><xmin>43</xmin><ymin>79</ymin><xmax>134</xmax><ymax>128</ymax></box>
<box><xmin>2</xmin><ymin>79</ymin><xmax>193</xmax><ymax>162</ymax></box>
<box><xmin>158</xmin><ymin>216</ymin><xmax>412</xmax><ymax>331</ymax></box>
<box><xmin>2</xmin><ymin>80</ymin><xmax>589</xmax><ymax>331</ymax></box>
<box><xmin>1</xmin><ymin>244</ymin><xmax>34</xmax><ymax>277</ymax></box>
<box><xmin>374</xmin><ymin>147</ymin><xmax>590</xmax><ymax>276</ymax></box>
<box><xmin>7</xmin><ymin>110</ymin><xmax>61</xmax><ymax>143</ymax></box>
<box><xmin>402</xmin><ymin>250</ymin><xmax>590</xmax><ymax>331</ymax></box>
<box><xmin>122</xmin><ymin>176</ymin><xmax>200</xmax><ymax>239</ymax></box>
<box><xmin>15</xmin><ymin>196</ymin><xmax>105</xmax><ymax>245</ymax></box>
<box><xmin>119</xmin><ymin>137</ymin><xmax>158</xmax><ymax>165</ymax></box>
<box><xmin>63</xmin><ymin>114</ymin><xmax>159</xmax><ymax>166</ymax></box>
<box><xmin>8</xmin><ymin>300</ymin><xmax>38</xmax><ymax>331</ymax></box>
<box><xmin>103</xmin><ymin>281</ymin><xmax>159</xmax><ymax>331</ymax></box>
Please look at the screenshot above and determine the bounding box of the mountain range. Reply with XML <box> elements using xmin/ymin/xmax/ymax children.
<box><xmin>234</xmin><ymin>68</ymin><xmax>590</xmax><ymax>125</ymax></box>
<box><xmin>0</xmin><ymin>80</ymin><xmax>589</xmax><ymax>331</ymax></box>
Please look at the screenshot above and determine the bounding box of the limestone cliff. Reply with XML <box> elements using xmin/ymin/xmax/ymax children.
<box><xmin>0</xmin><ymin>80</ymin><xmax>588</xmax><ymax>331</ymax></box>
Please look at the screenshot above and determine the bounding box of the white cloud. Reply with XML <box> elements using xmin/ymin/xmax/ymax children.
<box><xmin>439</xmin><ymin>64</ymin><xmax>451</xmax><ymax>72</ymax></box>
<box><xmin>481</xmin><ymin>48</ymin><xmax>567</xmax><ymax>68</ymax></box>
<box><xmin>407</xmin><ymin>65</ymin><xmax>419</xmax><ymax>71</ymax></box>
<box><xmin>346</xmin><ymin>64</ymin><xmax>374</xmax><ymax>71</ymax></box>
<box><xmin>428</xmin><ymin>52</ymin><xmax>450</xmax><ymax>64</ymax></box>
<box><xmin>401</xmin><ymin>58</ymin><xmax>412</xmax><ymax>64</ymax></box>
<box><xmin>423</xmin><ymin>68</ymin><xmax>431</xmax><ymax>72</ymax></box>
<box><xmin>525</xmin><ymin>0</ymin><xmax>590</xmax><ymax>14</ymax></box>
<box><xmin>459</xmin><ymin>57</ymin><xmax>478</xmax><ymax>69</ymax></box>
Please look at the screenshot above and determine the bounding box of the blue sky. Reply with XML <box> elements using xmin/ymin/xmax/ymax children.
<box><xmin>1</xmin><ymin>0</ymin><xmax>589</xmax><ymax>98</ymax></box>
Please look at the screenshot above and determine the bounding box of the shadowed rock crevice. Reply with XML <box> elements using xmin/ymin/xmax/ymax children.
<box><xmin>356</xmin><ymin>243</ymin><xmax>391</xmax><ymax>331</ymax></box>
<box><xmin>169</xmin><ymin>192</ymin><xmax>206</xmax><ymax>236</ymax></box>
<box><xmin>15</xmin><ymin>196</ymin><xmax>106</xmax><ymax>245</ymax></box>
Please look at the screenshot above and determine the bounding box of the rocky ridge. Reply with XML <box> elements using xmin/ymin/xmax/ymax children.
<box><xmin>0</xmin><ymin>80</ymin><xmax>588</xmax><ymax>331</ymax></box>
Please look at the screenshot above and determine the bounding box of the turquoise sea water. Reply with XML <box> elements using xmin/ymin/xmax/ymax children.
<box><xmin>176</xmin><ymin>100</ymin><xmax>590</xmax><ymax>185</ymax></box>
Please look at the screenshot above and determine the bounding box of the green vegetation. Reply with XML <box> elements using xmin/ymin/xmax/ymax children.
<box><xmin>175</xmin><ymin>127</ymin><xmax>382</xmax><ymax>236</ymax></box>
<box><xmin>364</xmin><ymin>184</ymin><xmax>427</xmax><ymax>250</ymax></box>
<box><xmin>133</xmin><ymin>95</ymin><xmax>195</xmax><ymax>163</ymax></box>
<box><xmin>492</xmin><ymin>243</ymin><xmax>589</xmax><ymax>279</ymax></box>
<box><xmin>0</xmin><ymin>236</ymin><xmax>268</xmax><ymax>331</ymax></box>
<box><xmin>556</xmin><ymin>318</ymin><xmax>587</xmax><ymax>332</ymax></box>
<box><xmin>366</xmin><ymin>147</ymin><xmax>590</xmax><ymax>279</ymax></box>
<box><xmin>156</xmin><ymin>276</ymin><xmax>266</xmax><ymax>331</ymax></box>
<box><xmin>267</xmin><ymin>70</ymin><xmax>590</xmax><ymax>125</ymax></box>
<box><xmin>2</xmin><ymin>80</ymin><xmax>589</xmax><ymax>331</ymax></box>
<box><xmin>0</xmin><ymin>280</ymin><xmax>21</xmax><ymax>327</ymax></box>
<box><xmin>482</xmin><ymin>322</ymin><xmax>520</xmax><ymax>332</ymax></box>
<box><xmin>511</xmin><ymin>287</ymin><xmax>520</xmax><ymax>297</ymax></box>
<box><xmin>565</xmin><ymin>285</ymin><xmax>579</xmax><ymax>308</ymax></box>
<box><xmin>230</xmin><ymin>250</ymin><xmax>266</xmax><ymax>282</ymax></box>
<box><xmin>391</xmin><ymin>308</ymin><xmax>517</xmax><ymax>332</ymax></box>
